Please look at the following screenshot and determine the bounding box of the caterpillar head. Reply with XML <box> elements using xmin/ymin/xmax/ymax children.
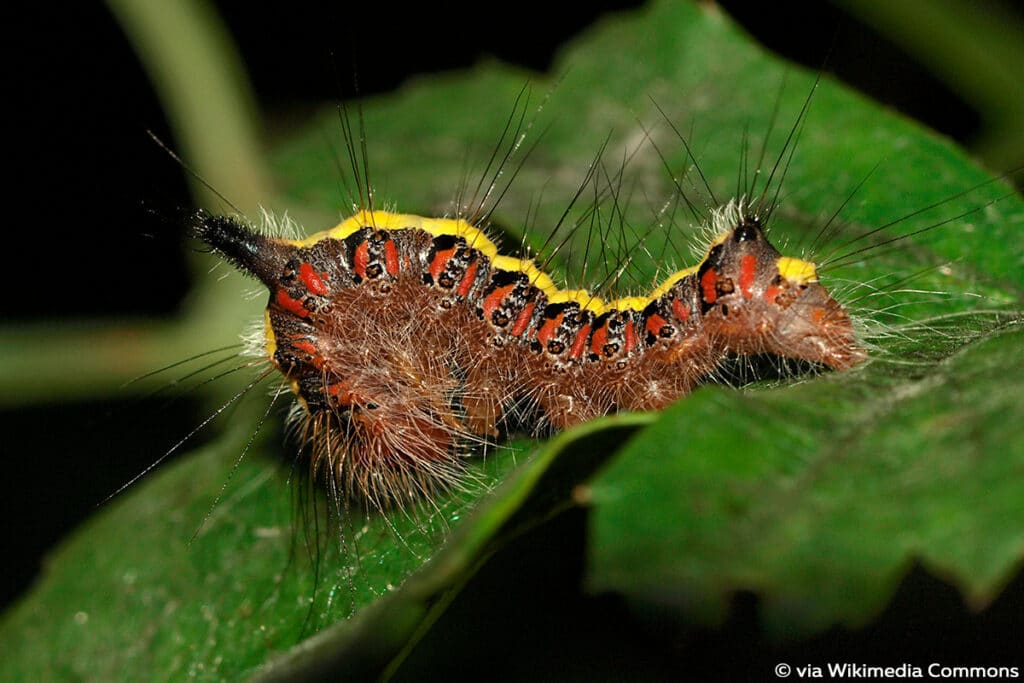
<box><xmin>697</xmin><ymin>207</ymin><xmax>866</xmax><ymax>371</ymax></box>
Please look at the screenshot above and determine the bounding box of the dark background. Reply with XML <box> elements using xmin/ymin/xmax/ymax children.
<box><xmin>4</xmin><ymin>0</ymin><xmax>1022</xmax><ymax>675</ymax></box>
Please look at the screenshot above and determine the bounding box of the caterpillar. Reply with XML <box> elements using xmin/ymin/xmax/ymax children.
<box><xmin>195</xmin><ymin>186</ymin><xmax>864</xmax><ymax>508</ymax></box>
<box><xmin>137</xmin><ymin>25</ymin><xmax>1021</xmax><ymax>652</ymax></box>
<box><xmin>3</xmin><ymin>3</ymin><xmax>1021</xmax><ymax>682</ymax></box>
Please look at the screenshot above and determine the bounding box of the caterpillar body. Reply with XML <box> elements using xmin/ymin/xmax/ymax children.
<box><xmin>196</xmin><ymin>195</ymin><xmax>863</xmax><ymax>506</ymax></box>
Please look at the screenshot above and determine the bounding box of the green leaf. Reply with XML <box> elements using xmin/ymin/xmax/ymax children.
<box><xmin>587</xmin><ymin>322</ymin><xmax>1024</xmax><ymax>638</ymax></box>
<box><xmin>2</xmin><ymin>1</ymin><xmax>1021</xmax><ymax>680</ymax></box>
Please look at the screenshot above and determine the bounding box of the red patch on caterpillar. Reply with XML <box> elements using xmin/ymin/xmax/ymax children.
<box><xmin>429</xmin><ymin>247</ymin><xmax>456</xmax><ymax>282</ymax></box>
<box><xmin>482</xmin><ymin>284</ymin><xmax>515</xmax><ymax>324</ymax></box>
<box><xmin>739</xmin><ymin>254</ymin><xmax>756</xmax><ymax>298</ymax></box>
<box><xmin>672</xmin><ymin>298</ymin><xmax>690</xmax><ymax>322</ymax></box>
<box><xmin>623</xmin><ymin>319</ymin><xmax>637</xmax><ymax>354</ymax></box>
<box><xmin>276</xmin><ymin>289</ymin><xmax>310</xmax><ymax>318</ymax></box>
<box><xmin>569</xmin><ymin>324</ymin><xmax>592</xmax><ymax>360</ymax></box>
<box><xmin>700</xmin><ymin>268</ymin><xmax>719</xmax><ymax>304</ymax></box>
<box><xmin>292</xmin><ymin>339</ymin><xmax>318</xmax><ymax>358</ymax></box>
<box><xmin>537</xmin><ymin>312</ymin><xmax>563</xmax><ymax>348</ymax></box>
<box><xmin>457</xmin><ymin>262</ymin><xmax>479</xmax><ymax>297</ymax></box>
<box><xmin>511</xmin><ymin>302</ymin><xmax>536</xmax><ymax>337</ymax></box>
<box><xmin>645</xmin><ymin>313</ymin><xmax>669</xmax><ymax>340</ymax></box>
<box><xmin>353</xmin><ymin>240</ymin><xmax>370</xmax><ymax>280</ymax></box>
<box><xmin>383</xmin><ymin>240</ymin><xmax>400</xmax><ymax>276</ymax></box>
<box><xmin>590</xmin><ymin>322</ymin><xmax>610</xmax><ymax>358</ymax></box>
<box><xmin>299</xmin><ymin>262</ymin><xmax>329</xmax><ymax>295</ymax></box>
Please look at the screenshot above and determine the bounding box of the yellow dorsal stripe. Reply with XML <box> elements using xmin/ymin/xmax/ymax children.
<box><xmin>648</xmin><ymin>266</ymin><xmax>698</xmax><ymax>300</ymax></box>
<box><xmin>547</xmin><ymin>288</ymin><xmax>607</xmax><ymax>313</ymax></box>
<box><xmin>608</xmin><ymin>296</ymin><xmax>650</xmax><ymax>312</ymax></box>
<box><xmin>288</xmin><ymin>210</ymin><xmax>501</xmax><ymax>260</ymax></box>
<box><xmin>275</xmin><ymin>211</ymin><xmax>753</xmax><ymax>317</ymax></box>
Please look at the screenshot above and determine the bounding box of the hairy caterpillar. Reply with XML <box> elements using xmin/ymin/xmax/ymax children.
<box><xmin>177</xmin><ymin>62</ymin><xmax>1021</xmax><ymax>668</ymax></box>
<box><xmin>195</xmin><ymin>193</ymin><xmax>863</xmax><ymax>509</ymax></box>
<box><xmin>5</xmin><ymin>3</ymin><xmax>1021</xmax><ymax>682</ymax></box>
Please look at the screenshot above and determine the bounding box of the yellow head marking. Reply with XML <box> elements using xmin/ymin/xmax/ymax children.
<box><xmin>777</xmin><ymin>256</ymin><xmax>818</xmax><ymax>284</ymax></box>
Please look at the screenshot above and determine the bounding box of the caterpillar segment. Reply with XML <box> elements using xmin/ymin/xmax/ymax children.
<box><xmin>194</xmin><ymin>203</ymin><xmax>863</xmax><ymax>502</ymax></box>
